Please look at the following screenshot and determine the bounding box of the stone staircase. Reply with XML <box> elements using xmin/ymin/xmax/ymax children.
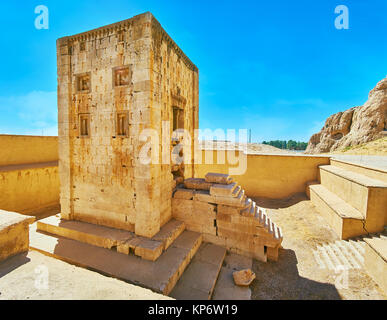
<box><xmin>29</xmin><ymin>172</ymin><xmax>282</xmax><ymax>299</ymax></box>
<box><xmin>30</xmin><ymin>216</ymin><xmax>202</xmax><ymax>296</ymax></box>
<box><xmin>307</xmin><ymin>159</ymin><xmax>387</xmax><ymax>239</ymax></box>
<box><xmin>363</xmin><ymin>232</ymin><xmax>387</xmax><ymax>294</ymax></box>
<box><xmin>312</xmin><ymin>231</ymin><xmax>387</xmax><ymax>294</ymax></box>
<box><xmin>313</xmin><ymin>237</ymin><xmax>366</xmax><ymax>270</ymax></box>
<box><xmin>172</xmin><ymin>173</ymin><xmax>283</xmax><ymax>262</ymax></box>
<box><xmin>30</xmin><ymin>212</ymin><xmax>248</xmax><ymax>299</ymax></box>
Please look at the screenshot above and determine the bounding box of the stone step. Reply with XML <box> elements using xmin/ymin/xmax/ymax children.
<box><xmin>184</xmin><ymin>178</ymin><xmax>212</xmax><ymax>190</ymax></box>
<box><xmin>313</xmin><ymin>239</ymin><xmax>366</xmax><ymax>271</ymax></box>
<box><xmin>334</xmin><ymin>241</ymin><xmax>362</xmax><ymax>269</ymax></box>
<box><xmin>205</xmin><ymin>172</ymin><xmax>233</xmax><ymax>185</ymax></box>
<box><xmin>258</xmin><ymin>208</ymin><xmax>267</xmax><ymax>224</ymax></box>
<box><xmin>320</xmin><ymin>165</ymin><xmax>387</xmax><ymax>188</ymax></box>
<box><xmin>37</xmin><ymin>215</ymin><xmax>185</xmax><ymax>261</ymax></box>
<box><xmin>363</xmin><ymin>234</ymin><xmax>387</xmax><ymax>293</ymax></box>
<box><xmin>240</xmin><ymin>201</ymin><xmax>256</xmax><ymax>217</ymax></box>
<box><xmin>330</xmin><ymin>158</ymin><xmax>387</xmax><ymax>184</ymax></box>
<box><xmin>309</xmin><ymin>184</ymin><xmax>366</xmax><ymax>239</ymax></box>
<box><xmin>318</xmin><ymin>165</ymin><xmax>387</xmax><ymax>232</ymax></box>
<box><xmin>273</xmin><ymin>224</ymin><xmax>282</xmax><ymax>241</ymax></box>
<box><xmin>349</xmin><ymin>239</ymin><xmax>366</xmax><ymax>255</ymax></box>
<box><xmin>30</xmin><ymin>224</ymin><xmax>202</xmax><ymax>296</ymax></box>
<box><xmin>210</xmin><ymin>182</ymin><xmax>238</xmax><ymax>197</ymax></box>
<box><xmin>192</xmin><ymin>189</ymin><xmax>246</xmax><ymax>206</ymax></box>
<box><xmin>212</xmin><ymin>253</ymin><xmax>253</xmax><ymax>300</ymax></box>
<box><xmin>170</xmin><ymin>243</ymin><xmax>226</xmax><ymax>300</ymax></box>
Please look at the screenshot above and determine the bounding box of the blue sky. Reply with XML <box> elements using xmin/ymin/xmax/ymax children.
<box><xmin>0</xmin><ymin>0</ymin><xmax>386</xmax><ymax>142</ymax></box>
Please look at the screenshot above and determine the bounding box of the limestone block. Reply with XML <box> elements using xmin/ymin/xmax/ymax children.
<box><xmin>184</xmin><ymin>178</ymin><xmax>212</xmax><ymax>190</ymax></box>
<box><xmin>202</xmin><ymin>233</ymin><xmax>227</xmax><ymax>247</ymax></box>
<box><xmin>172</xmin><ymin>198</ymin><xmax>194</xmax><ymax>220</ymax></box>
<box><xmin>213</xmin><ymin>190</ymin><xmax>247</xmax><ymax>207</ymax></box>
<box><xmin>210</xmin><ymin>182</ymin><xmax>238</xmax><ymax>197</ymax></box>
<box><xmin>216</xmin><ymin>213</ymin><xmax>232</xmax><ymax>223</ymax></box>
<box><xmin>205</xmin><ymin>173</ymin><xmax>233</xmax><ymax>185</ymax></box>
<box><xmin>225</xmin><ymin>237</ymin><xmax>267</xmax><ymax>262</ymax></box>
<box><xmin>229</xmin><ymin>246</ymin><xmax>267</xmax><ymax>263</ymax></box>
<box><xmin>217</xmin><ymin>205</ymin><xmax>242</xmax><ymax>215</ymax></box>
<box><xmin>240</xmin><ymin>201</ymin><xmax>256</xmax><ymax>217</ymax></box>
<box><xmin>134</xmin><ymin>238</ymin><xmax>164</xmax><ymax>261</ymax></box>
<box><xmin>193</xmin><ymin>200</ymin><xmax>216</xmax><ymax>215</ymax></box>
<box><xmin>267</xmin><ymin>246</ymin><xmax>280</xmax><ymax>262</ymax></box>
<box><xmin>0</xmin><ymin>210</ymin><xmax>34</xmax><ymax>262</ymax></box>
<box><xmin>193</xmin><ymin>190</ymin><xmax>215</xmax><ymax>203</ymax></box>
<box><xmin>173</xmin><ymin>188</ymin><xmax>194</xmax><ymax>200</ymax></box>
<box><xmin>218</xmin><ymin>219</ymin><xmax>267</xmax><ymax>236</ymax></box>
<box><xmin>152</xmin><ymin>219</ymin><xmax>185</xmax><ymax>250</ymax></box>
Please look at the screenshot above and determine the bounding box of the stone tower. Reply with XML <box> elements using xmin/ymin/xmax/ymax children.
<box><xmin>57</xmin><ymin>12</ymin><xmax>199</xmax><ymax>238</ymax></box>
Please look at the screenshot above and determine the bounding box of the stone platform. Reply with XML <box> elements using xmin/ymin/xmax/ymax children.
<box><xmin>30</xmin><ymin>223</ymin><xmax>202</xmax><ymax>296</ymax></box>
<box><xmin>30</xmin><ymin>209</ymin><xmax>254</xmax><ymax>298</ymax></box>
<box><xmin>37</xmin><ymin>215</ymin><xmax>185</xmax><ymax>261</ymax></box>
<box><xmin>0</xmin><ymin>210</ymin><xmax>34</xmax><ymax>262</ymax></box>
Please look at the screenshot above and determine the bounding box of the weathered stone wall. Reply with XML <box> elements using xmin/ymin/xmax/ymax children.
<box><xmin>0</xmin><ymin>135</ymin><xmax>58</xmax><ymax>166</ymax></box>
<box><xmin>57</xmin><ymin>12</ymin><xmax>199</xmax><ymax>237</ymax></box>
<box><xmin>0</xmin><ymin>164</ymin><xmax>59</xmax><ymax>215</ymax></box>
<box><xmin>194</xmin><ymin>150</ymin><xmax>331</xmax><ymax>199</ymax></box>
<box><xmin>0</xmin><ymin>135</ymin><xmax>59</xmax><ymax>215</ymax></box>
<box><xmin>150</xmin><ymin>18</ymin><xmax>199</xmax><ymax>227</ymax></box>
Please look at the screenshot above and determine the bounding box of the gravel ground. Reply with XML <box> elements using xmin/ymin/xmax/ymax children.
<box><xmin>250</xmin><ymin>194</ymin><xmax>386</xmax><ymax>300</ymax></box>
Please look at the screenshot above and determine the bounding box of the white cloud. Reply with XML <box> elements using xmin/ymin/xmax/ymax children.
<box><xmin>0</xmin><ymin>91</ymin><xmax>57</xmax><ymax>136</ymax></box>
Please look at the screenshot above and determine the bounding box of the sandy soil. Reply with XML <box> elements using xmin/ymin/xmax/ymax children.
<box><xmin>199</xmin><ymin>140</ymin><xmax>300</xmax><ymax>154</ymax></box>
<box><xmin>0</xmin><ymin>250</ymin><xmax>171</xmax><ymax>300</ymax></box>
<box><xmin>328</xmin><ymin>137</ymin><xmax>387</xmax><ymax>156</ymax></box>
<box><xmin>250</xmin><ymin>194</ymin><xmax>386</xmax><ymax>300</ymax></box>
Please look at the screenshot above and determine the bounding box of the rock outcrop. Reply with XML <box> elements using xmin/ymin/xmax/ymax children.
<box><xmin>306</xmin><ymin>76</ymin><xmax>387</xmax><ymax>154</ymax></box>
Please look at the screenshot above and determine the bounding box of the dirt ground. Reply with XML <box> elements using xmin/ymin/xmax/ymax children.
<box><xmin>0</xmin><ymin>250</ymin><xmax>171</xmax><ymax>300</ymax></box>
<box><xmin>1</xmin><ymin>195</ymin><xmax>385</xmax><ymax>300</ymax></box>
<box><xmin>329</xmin><ymin>137</ymin><xmax>387</xmax><ymax>156</ymax></box>
<box><xmin>251</xmin><ymin>194</ymin><xmax>386</xmax><ymax>300</ymax></box>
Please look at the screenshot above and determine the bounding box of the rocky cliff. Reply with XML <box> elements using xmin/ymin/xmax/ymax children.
<box><xmin>306</xmin><ymin>76</ymin><xmax>387</xmax><ymax>154</ymax></box>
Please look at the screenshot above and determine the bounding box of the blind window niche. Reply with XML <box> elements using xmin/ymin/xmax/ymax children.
<box><xmin>79</xmin><ymin>113</ymin><xmax>90</xmax><ymax>137</ymax></box>
<box><xmin>116</xmin><ymin>111</ymin><xmax>129</xmax><ymax>137</ymax></box>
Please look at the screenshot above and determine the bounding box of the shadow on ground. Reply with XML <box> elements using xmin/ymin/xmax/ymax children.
<box><xmin>252</xmin><ymin>192</ymin><xmax>308</xmax><ymax>209</ymax></box>
<box><xmin>0</xmin><ymin>253</ymin><xmax>30</xmax><ymax>279</ymax></box>
<box><xmin>251</xmin><ymin>248</ymin><xmax>341</xmax><ymax>300</ymax></box>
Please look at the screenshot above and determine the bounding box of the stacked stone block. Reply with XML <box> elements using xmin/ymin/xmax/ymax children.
<box><xmin>172</xmin><ymin>173</ymin><xmax>283</xmax><ymax>262</ymax></box>
<box><xmin>57</xmin><ymin>12</ymin><xmax>199</xmax><ymax>238</ymax></box>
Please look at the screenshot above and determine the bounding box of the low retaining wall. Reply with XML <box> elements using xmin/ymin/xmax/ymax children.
<box><xmin>194</xmin><ymin>150</ymin><xmax>330</xmax><ymax>199</ymax></box>
<box><xmin>0</xmin><ymin>162</ymin><xmax>59</xmax><ymax>214</ymax></box>
<box><xmin>0</xmin><ymin>135</ymin><xmax>58</xmax><ymax>166</ymax></box>
<box><xmin>0</xmin><ymin>135</ymin><xmax>59</xmax><ymax>215</ymax></box>
<box><xmin>0</xmin><ymin>210</ymin><xmax>34</xmax><ymax>262</ymax></box>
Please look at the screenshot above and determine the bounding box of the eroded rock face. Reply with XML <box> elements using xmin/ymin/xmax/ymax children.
<box><xmin>306</xmin><ymin>76</ymin><xmax>387</xmax><ymax>154</ymax></box>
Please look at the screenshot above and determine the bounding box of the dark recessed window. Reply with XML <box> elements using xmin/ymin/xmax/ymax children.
<box><xmin>80</xmin><ymin>41</ymin><xmax>86</xmax><ymax>52</ymax></box>
<box><xmin>76</xmin><ymin>73</ymin><xmax>91</xmax><ymax>92</ymax></box>
<box><xmin>117</xmin><ymin>31</ymin><xmax>125</xmax><ymax>42</ymax></box>
<box><xmin>116</xmin><ymin>112</ymin><xmax>129</xmax><ymax>137</ymax></box>
<box><xmin>79</xmin><ymin>114</ymin><xmax>90</xmax><ymax>137</ymax></box>
<box><xmin>113</xmin><ymin>66</ymin><xmax>131</xmax><ymax>87</ymax></box>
